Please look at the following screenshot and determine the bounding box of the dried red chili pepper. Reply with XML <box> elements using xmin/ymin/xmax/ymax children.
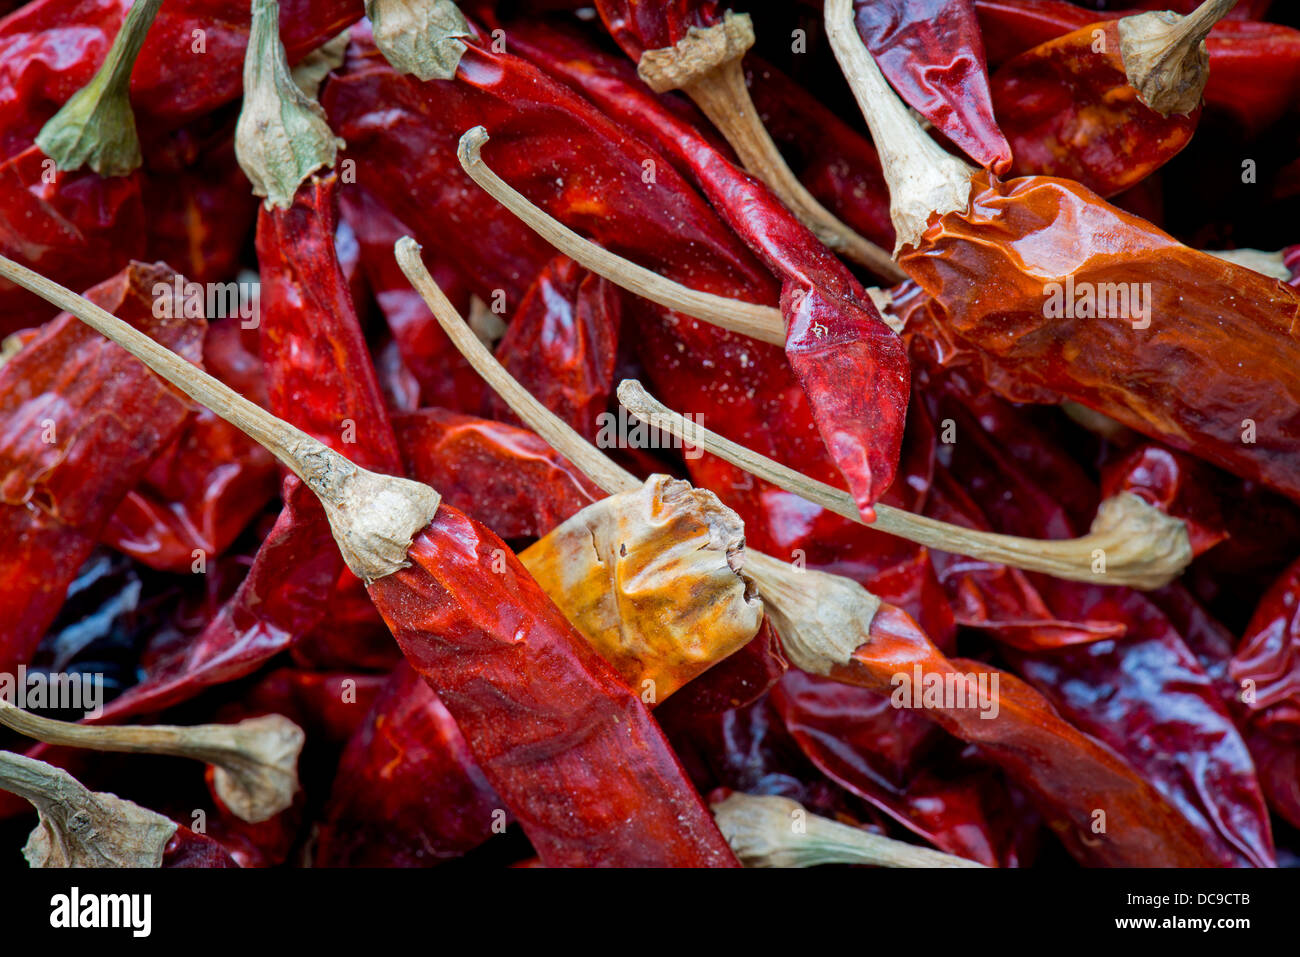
<box><xmin>989</xmin><ymin>0</ymin><xmax>1237</xmax><ymax>198</ymax></box>
<box><xmin>315</xmin><ymin>661</ymin><xmax>502</xmax><ymax>867</ymax></box>
<box><xmin>0</xmin><ymin>263</ymin><xmax>203</xmax><ymax>675</ymax></box>
<box><xmin>975</xmin><ymin>0</ymin><xmax>1300</xmax><ymax>136</ymax></box>
<box><xmin>828</xmin><ymin>5</ymin><xmax>1300</xmax><ymax>504</ymax></box>
<box><xmin>1099</xmin><ymin>443</ymin><xmax>1229</xmax><ymax>557</ymax></box>
<box><xmin>852</xmin><ymin>0</ymin><xmax>1012</xmax><ymax>173</ymax></box>
<box><xmin>394</xmin><ymin>407</ymin><xmax>603</xmax><ymax>540</ymax></box>
<box><xmin>490</xmin><ymin>255</ymin><xmax>619</xmax><ymax>445</ymax></box>
<box><xmin>497</xmin><ymin>20</ymin><xmax>911</xmax><ymax>519</ymax></box>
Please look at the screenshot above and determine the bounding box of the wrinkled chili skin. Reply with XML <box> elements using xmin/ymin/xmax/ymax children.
<box><xmin>394</xmin><ymin>408</ymin><xmax>602</xmax><ymax>541</ymax></box>
<box><xmin>368</xmin><ymin>507</ymin><xmax>739</xmax><ymax>868</ymax></box>
<box><xmin>316</xmin><ymin>662</ymin><xmax>502</xmax><ymax>867</ymax></box>
<box><xmin>0</xmin><ymin>263</ymin><xmax>203</xmax><ymax>675</ymax></box>
<box><xmin>901</xmin><ymin>172</ymin><xmax>1300</xmax><ymax>502</ymax></box>
<box><xmin>854</xmin><ymin>0</ymin><xmax>1011</xmax><ymax>172</ymax></box>
<box><xmin>0</xmin><ymin>146</ymin><xmax>146</xmax><ymax>336</ymax></box>
<box><xmin>593</xmin><ymin>0</ymin><xmax>721</xmax><ymax>62</ymax></box>
<box><xmin>504</xmin><ymin>20</ymin><xmax>910</xmax><ymax>516</ymax></box>
<box><xmin>257</xmin><ymin>172</ymin><xmax>402</xmax><ymax>472</ymax></box>
<box><xmin>990</xmin><ymin>20</ymin><xmax>1198</xmax><ymax>198</ymax></box>
<box><xmin>490</xmin><ymin>255</ymin><xmax>619</xmax><ymax>445</ymax></box>
<box><xmin>0</xmin><ymin>0</ymin><xmax>363</xmax><ymax>157</ymax></box>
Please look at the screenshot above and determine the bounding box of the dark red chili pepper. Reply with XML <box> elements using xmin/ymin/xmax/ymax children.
<box><xmin>489</xmin><ymin>255</ymin><xmax>620</xmax><ymax>445</ymax></box>
<box><xmin>394</xmin><ymin>407</ymin><xmax>603</xmax><ymax>540</ymax></box>
<box><xmin>0</xmin><ymin>263</ymin><xmax>203</xmax><ymax>675</ymax></box>
<box><xmin>504</xmin><ymin>20</ymin><xmax>910</xmax><ymax>518</ymax></box>
<box><xmin>852</xmin><ymin>0</ymin><xmax>1012</xmax><ymax>172</ymax></box>
<box><xmin>315</xmin><ymin>661</ymin><xmax>502</xmax><ymax>867</ymax></box>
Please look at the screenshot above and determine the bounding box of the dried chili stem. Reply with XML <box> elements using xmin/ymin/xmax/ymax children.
<box><xmin>1205</xmin><ymin>248</ymin><xmax>1291</xmax><ymax>282</ymax></box>
<box><xmin>1118</xmin><ymin>0</ymin><xmax>1237</xmax><ymax>116</ymax></box>
<box><xmin>394</xmin><ymin>235</ymin><xmax>642</xmax><ymax>495</ymax></box>
<box><xmin>34</xmin><ymin>0</ymin><xmax>163</xmax><ymax>176</ymax></box>
<box><xmin>456</xmin><ymin>127</ymin><xmax>787</xmax><ymax>346</ymax></box>
<box><xmin>617</xmin><ymin>379</ymin><xmax>1192</xmax><ymax>589</ymax></box>
<box><xmin>713</xmin><ymin>792</ymin><xmax>984</xmax><ymax>868</ymax></box>
<box><xmin>0</xmin><ymin>253</ymin><xmax>441</xmax><ymax>582</ymax></box>
<box><xmin>638</xmin><ymin>12</ymin><xmax>903</xmax><ymax>281</ymax></box>
<box><xmin>0</xmin><ymin>702</ymin><xmax>303</xmax><ymax>823</ymax></box>
<box><xmin>0</xmin><ymin>750</ymin><xmax>177</xmax><ymax>867</ymax></box>
<box><xmin>365</xmin><ymin>0</ymin><xmax>471</xmax><ymax>81</ymax></box>
<box><xmin>824</xmin><ymin>0</ymin><xmax>974</xmax><ymax>252</ymax></box>
<box><xmin>236</xmin><ymin>0</ymin><xmax>342</xmax><ymax>208</ymax></box>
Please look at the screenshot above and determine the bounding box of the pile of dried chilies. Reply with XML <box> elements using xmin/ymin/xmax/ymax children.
<box><xmin>0</xmin><ymin>0</ymin><xmax>1297</xmax><ymax>870</ymax></box>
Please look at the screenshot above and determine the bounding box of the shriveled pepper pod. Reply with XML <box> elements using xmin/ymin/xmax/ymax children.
<box><xmin>519</xmin><ymin>475</ymin><xmax>763</xmax><ymax>702</ymax></box>
<box><xmin>711</xmin><ymin>792</ymin><xmax>985</xmax><ymax>868</ymax></box>
<box><xmin>0</xmin><ymin>751</ymin><xmax>235</xmax><ymax>868</ymax></box>
<box><xmin>990</xmin><ymin>0</ymin><xmax>1239</xmax><ymax>196</ymax></box>
<box><xmin>0</xmin><ymin>702</ymin><xmax>304</xmax><ymax>824</ymax></box>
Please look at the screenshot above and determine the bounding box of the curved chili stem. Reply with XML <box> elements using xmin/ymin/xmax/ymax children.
<box><xmin>0</xmin><ymin>702</ymin><xmax>303</xmax><ymax>824</ymax></box>
<box><xmin>1118</xmin><ymin>0</ymin><xmax>1238</xmax><ymax>115</ymax></box>
<box><xmin>638</xmin><ymin>12</ymin><xmax>903</xmax><ymax>280</ymax></box>
<box><xmin>456</xmin><ymin>126</ymin><xmax>787</xmax><ymax>345</ymax></box>
<box><xmin>35</xmin><ymin>0</ymin><xmax>164</xmax><ymax>176</ymax></box>
<box><xmin>616</xmin><ymin>378</ymin><xmax>1192</xmax><ymax>589</ymax></box>
<box><xmin>0</xmin><ymin>252</ymin><xmax>441</xmax><ymax>582</ymax></box>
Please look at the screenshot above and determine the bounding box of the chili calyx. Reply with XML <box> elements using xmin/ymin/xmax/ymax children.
<box><xmin>34</xmin><ymin>0</ymin><xmax>163</xmax><ymax>176</ymax></box>
<box><xmin>0</xmin><ymin>702</ymin><xmax>304</xmax><ymax>824</ymax></box>
<box><xmin>365</xmin><ymin>0</ymin><xmax>471</xmax><ymax>82</ymax></box>
<box><xmin>1118</xmin><ymin>0</ymin><xmax>1238</xmax><ymax>116</ymax></box>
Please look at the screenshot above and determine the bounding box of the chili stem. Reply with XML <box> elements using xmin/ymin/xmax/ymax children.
<box><xmin>824</xmin><ymin>0</ymin><xmax>974</xmax><ymax>252</ymax></box>
<box><xmin>0</xmin><ymin>702</ymin><xmax>303</xmax><ymax>824</ymax></box>
<box><xmin>1118</xmin><ymin>0</ymin><xmax>1238</xmax><ymax>115</ymax></box>
<box><xmin>456</xmin><ymin>126</ymin><xmax>788</xmax><ymax>346</ymax></box>
<box><xmin>0</xmin><ymin>253</ymin><xmax>441</xmax><ymax>582</ymax></box>
<box><xmin>35</xmin><ymin>0</ymin><xmax>164</xmax><ymax>176</ymax></box>
<box><xmin>713</xmin><ymin>792</ymin><xmax>984</xmax><ymax>868</ymax></box>
<box><xmin>617</xmin><ymin>379</ymin><xmax>1192</xmax><ymax>589</ymax></box>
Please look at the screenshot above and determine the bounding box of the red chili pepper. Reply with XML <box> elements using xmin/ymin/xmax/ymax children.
<box><xmin>975</xmin><ymin>0</ymin><xmax>1300</xmax><ymax>136</ymax></box>
<box><xmin>315</xmin><ymin>661</ymin><xmax>502</xmax><ymax>867</ymax></box>
<box><xmin>394</xmin><ymin>407</ymin><xmax>603</xmax><ymax>540</ymax></box>
<box><xmin>489</xmin><ymin>255</ymin><xmax>620</xmax><ymax>445</ymax></box>
<box><xmin>0</xmin><ymin>263</ymin><xmax>203</xmax><ymax>675</ymax></box>
<box><xmin>852</xmin><ymin>0</ymin><xmax>1012</xmax><ymax>172</ymax></box>
<box><xmin>504</xmin><ymin>20</ymin><xmax>910</xmax><ymax>519</ymax></box>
